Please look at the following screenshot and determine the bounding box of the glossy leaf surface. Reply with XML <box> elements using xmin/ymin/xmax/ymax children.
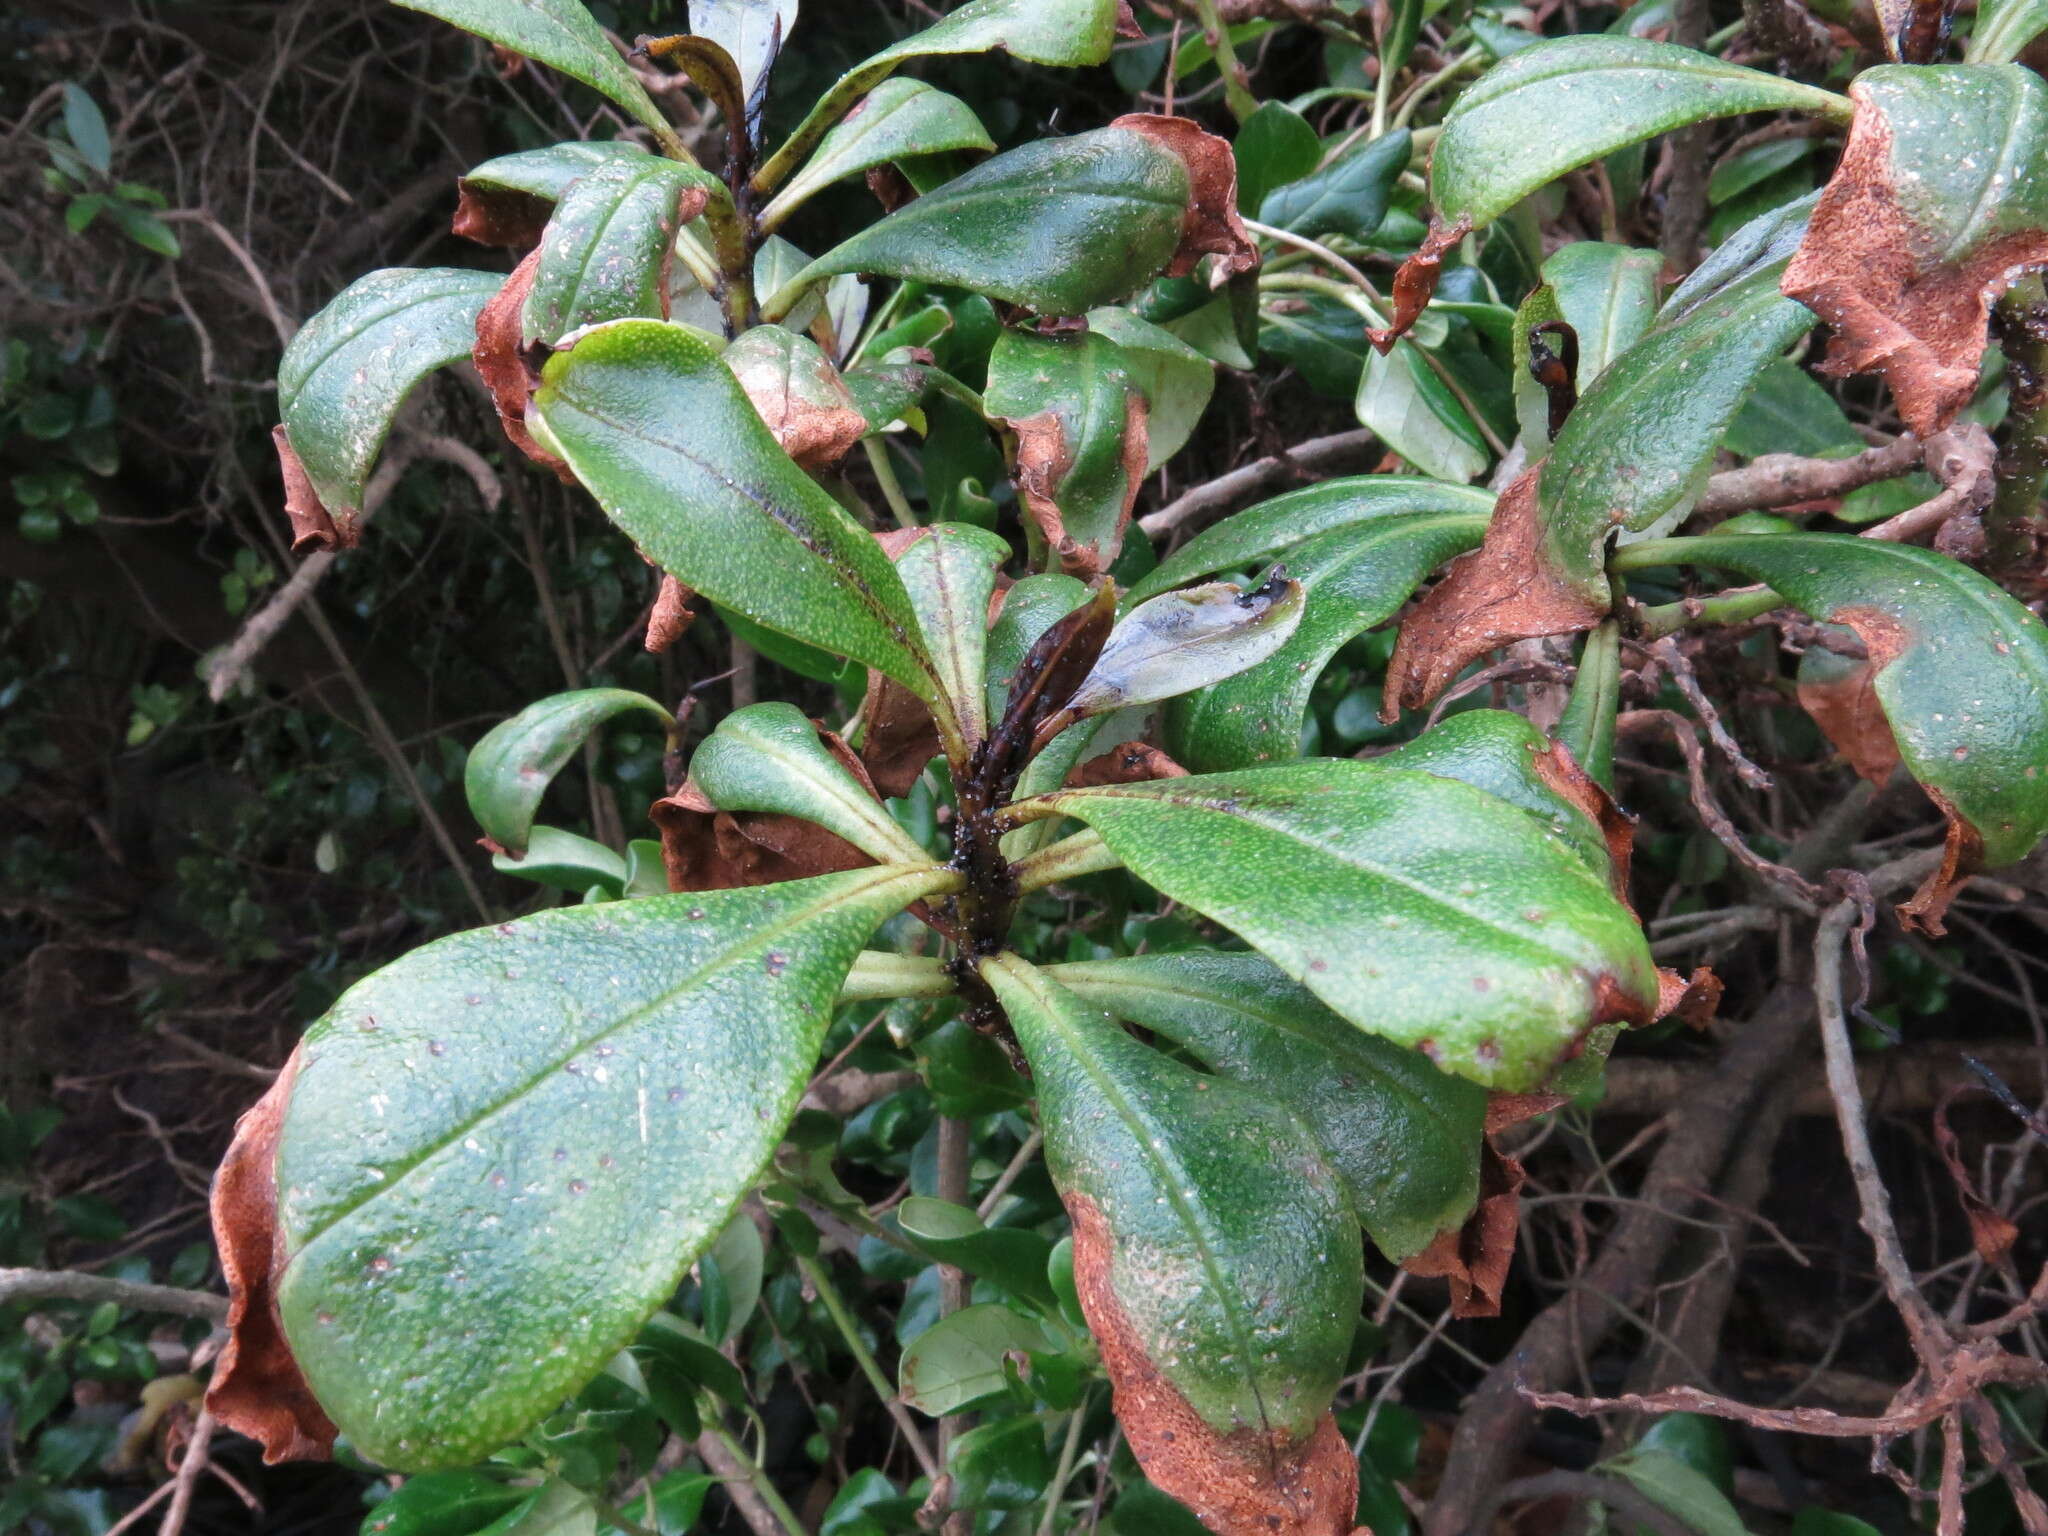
<box><xmin>1511</xmin><ymin>241</ymin><xmax>1662</xmax><ymax>446</ymax></box>
<box><xmin>1354</xmin><ymin>338</ymin><xmax>1489</xmax><ymax>484</ymax></box>
<box><xmin>459</xmin><ymin>140</ymin><xmax>652</xmax><ymax>203</ymax></box>
<box><xmin>889</xmin><ymin>524</ymin><xmax>1012</xmax><ymax>747</ymax></box>
<box><xmin>1969</xmin><ymin>0</ymin><xmax>2048</xmax><ymax>59</ymax></box>
<box><xmin>762</xmin><ymin>79</ymin><xmax>993</xmax><ymax>230</ymax></box>
<box><xmin>689</xmin><ymin>703</ymin><xmax>927</xmax><ymax>866</ymax></box>
<box><xmin>987</xmin><ymin>574</ymin><xmax>1092</xmax><ymax>726</ymax></box>
<box><xmin>1258</xmin><ymin>129</ymin><xmax>1410</xmax><ymax>242</ymax></box>
<box><xmin>1014</xmin><ymin>761</ymin><xmax>1658</xmax><ymax>1088</ymax></box>
<box><xmin>1046</xmin><ymin>950</ymin><xmax>1485</xmax><ymax>1263</ymax></box>
<box><xmin>982</xmin><ymin>955</ymin><xmax>1361</xmax><ymax>1513</ymax></box>
<box><xmin>524</xmin><ymin>157</ymin><xmax>719</xmax><ymax>343</ymax></box>
<box><xmin>1165</xmin><ymin>505</ymin><xmax>1488</xmax><ymax>771</ymax></box>
<box><xmin>896</xmin><ymin>1198</ymin><xmax>1058</xmax><ymax>1311</ymax></box>
<box><xmin>273</xmin><ymin>864</ymin><xmax>955</xmax><ymax>1468</ymax></box>
<box><xmin>899</xmin><ymin>1303</ymin><xmax>1052</xmax><ymax>1416</ymax></box>
<box><xmin>1061</xmin><ymin>576</ymin><xmax>1304</xmax><ymax>723</ymax></box>
<box><xmin>1431</xmin><ymin>37</ymin><xmax>1845</xmax><ymax>230</ymax></box>
<box><xmin>277</xmin><ymin>268</ymin><xmax>500</xmax><ymax>515</ymax></box>
<box><xmin>1641</xmin><ymin>534</ymin><xmax>2048</xmax><ymax>867</ymax></box>
<box><xmin>465</xmin><ymin>688</ymin><xmax>672</xmax><ymax>857</ymax></box>
<box><xmin>394</xmin><ymin>0</ymin><xmax>677</xmax><ymax>145</ymax></box>
<box><xmin>1085</xmin><ymin>307</ymin><xmax>1215</xmax><ymax>471</ymax></box>
<box><xmin>687</xmin><ymin>0</ymin><xmax>798</xmax><ymax>126</ymax></box>
<box><xmin>787</xmin><ymin>130</ymin><xmax>1189</xmax><ymax>318</ymax></box>
<box><xmin>530</xmin><ymin>320</ymin><xmax>944</xmax><ymax>705</ymax></box>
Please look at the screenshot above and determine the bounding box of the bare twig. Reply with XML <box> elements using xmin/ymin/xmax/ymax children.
<box><xmin>1864</xmin><ymin>424</ymin><xmax>1997</xmax><ymax>545</ymax></box>
<box><xmin>0</xmin><ymin>1267</ymin><xmax>226</xmax><ymax>1321</ymax></box>
<box><xmin>1694</xmin><ymin>434</ymin><xmax>1924</xmax><ymax>518</ymax></box>
<box><xmin>1137</xmin><ymin>428</ymin><xmax>1380</xmax><ymax>538</ymax></box>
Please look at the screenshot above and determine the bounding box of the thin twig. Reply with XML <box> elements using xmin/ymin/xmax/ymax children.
<box><xmin>1137</xmin><ymin>428</ymin><xmax>1380</xmax><ymax>538</ymax></box>
<box><xmin>0</xmin><ymin>1267</ymin><xmax>227</xmax><ymax>1321</ymax></box>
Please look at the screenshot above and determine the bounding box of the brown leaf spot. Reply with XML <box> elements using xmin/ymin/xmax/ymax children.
<box><xmin>1110</xmin><ymin>115</ymin><xmax>1259</xmax><ymax>281</ymax></box>
<box><xmin>1528</xmin><ymin>737</ymin><xmax>1636</xmax><ymax>906</ymax></box>
<box><xmin>1784</xmin><ymin>87</ymin><xmax>2048</xmax><ymax>437</ymax></box>
<box><xmin>728</xmin><ymin>329</ymin><xmax>869</xmax><ymax>473</ymax></box>
<box><xmin>1382</xmin><ymin>467</ymin><xmax>1602</xmax><ymax>718</ymax></box>
<box><xmin>1402</xmin><ymin>1134</ymin><xmax>1524</xmax><ymax>1318</ymax></box>
<box><xmin>1068</xmin><ymin>741</ymin><xmax>1190</xmax><ymax>788</ymax></box>
<box><xmin>273</xmin><ymin>426</ymin><xmax>351</xmax><ymax>554</ymax></box>
<box><xmin>1365</xmin><ymin>216</ymin><xmax>1471</xmax><ymax>354</ymax></box>
<box><xmin>651</xmin><ymin>777</ymin><xmax>874</xmax><ymax>894</ymax></box>
<box><xmin>452</xmin><ymin>183</ymin><xmax>553</xmax><ymax>252</ymax></box>
<box><xmin>1797</xmin><ymin>658</ymin><xmax>1902</xmax><ymax>788</ymax></box>
<box><xmin>644</xmin><ymin>572</ymin><xmax>697</xmax><ymax>654</ymax></box>
<box><xmin>1067</xmin><ymin>1194</ymin><xmax>1358</xmax><ymax>1536</ymax></box>
<box><xmin>474</xmin><ymin>250</ymin><xmax>575</xmax><ymax>481</ymax></box>
<box><xmin>205</xmin><ymin>1046</ymin><xmax>337</xmax><ymax>1463</ymax></box>
<box><xmin>1008</xmin><ymin>391</ymin><xmax>1150</xmax><ymax>580</ymax></box>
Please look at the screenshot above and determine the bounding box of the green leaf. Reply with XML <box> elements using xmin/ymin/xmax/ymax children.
<box><xmin>759</xmin><ymin>0</ymin><xmax>1122</xmax><ymax>190</ymax></box>
<box><xmin>761</xmin><ymin>79</ymin><xmax>992</xmax><ymax>232</ymax></box>
<box><xmin>1510</xmin><ymin>241</ymin><xmax>1662</xmax><ymax>446</ymax></box>
<box><xmin>986</xmin><ymin>326</ymin><xmax>1147</xmax><ymax>570</ymax></box>
<box><xmin>898</xmin><ymin>1302</ymin><xmax>1049</xmax><ymax>1415</ymax></box>
<box><xmin>64</xmin><ymin>193</ymin><xmax>105</xmax><ymax>233</ymax></box>
<box><xmin>1378</xmin><ymin>709</ymin><xmax>1614</xmax><ymax>876</ymax></box>
<box><xmin>1084</xmin><ymin>307</ymin><xmax>1216</xmax><ymax>471</ymax></box>
<box><xmin>1163</xmin><ymin>501</ymin><xmax>1489</xmax><ymax>771</ymax></box>
<box><xmin>361</xmin><ymin>1469</ymin><xmax>532</xmax><ymax>1536</ymax></box>
<box><xmin>273</xmin><ymin>865</ymin><xmax>955</xmax><ymax>1469</ymax></box>
<box><xmin>689</xmin><ymin>702</ymin><xmax>929</xmax><ymax>865</ymax></box>
<box><xmin>524</xmin><ymin>157</ymin><xmax>722</xmax><ymax>343</ymax></box>
<box><xmin>1045</xmin><ymin>950</ymin><xmax>1485</xmax><ymax>1262</ymax></box>
<box><xmin>393</xmin><ymin>0</ymin><xmax>680</xmax><ymax>149</ymax></box>
<box><xmin>1012</xmin><ymin>760</ymin><xmax>1658</xmax><ymax>1089</ymax></box>
<box><xmin>949</xmin><ymin>1417</ymin><xmax>1051</xmax><ymax>1511</ymax></box>
<box><xmin>1431</xmin><ymin>38</ymin><xmax>1846</xmax><ymax>230</ymax></box>
<box><xmin>466</xmin><ymin>688</ymin><xmax>672</xmax><ymax>856</ymax></box>
<box><xmin>278</xmin><ymin>268</ymin><xmax>501</xmax><ymax>516</ymax></box>
<box><xmin>885</xmin><ymin>523</ymin><xmax>1012</xmax><ymax>747</ymax></box>
<box><xmin>1060</xmin><ymin>576</ymin><xmax>1305</xmax><ymax>727</ymax></box>
<box><xmin>462</xmin><ymin>140</ymin><xmax>653</xmax><ymax>204</ymax></box>
<box><xmin>982</xmin><ymin>954</ymin><xmax>1362</xmax><ymax>1442</ymax></box>
<box><xmin>494</xmin><ymin>1481</ymin><xmax>598</xmax><ymax>1536</ymax></box>
<box><xmin>1708</xmin><ymin>136</ymin><xmax>1813</xmax><ymax>205</ymax></box>
<box><xmin>1969</xmin><ymin>0</ymin><xmax>2048</xmax><ymax>58</ymax></box>
<box><xmin>60</xmin><ymin>83</ymin><xmax>110</xmax><ymax>176</ymax></box>
<box><xmin>1234</xmin><ymin>101</ymin><xmax>1322</xmax><ymax>217</ymax></box>
<box><xmin>1355</xmin><ymin>338</ymin><xmax>1490</xmax><ymax>483</ymax></box>
<box><xmin>1636</xmin><ymin>1413</ymin><xmax>1735</xmax><ymax>1497</ymax></box>
<box><xmin>633</xmin><ymin>1312</ymin><xmax>748</xmax><ymax>1404</ymax></box>
<box><xmin>104</xmin><ymin>201</ymin><xmax>180</xmax><ymax>259</ymax></box>
<box><xmin>530</xmin><ymin>319</ymin><xmax>947</xmax><ymax>708</ymax></box>
<box><xmin>896</xmin><ymin>1198</ymin><xmax>1058</xmax><ymax>1311</ymax></box>
<box><xmin>1258</xmin><ymin>128</ymin><xmax>1409</xmax><ymax>241</ymax></box>
<box><xmin>1626</xmin><ymin>533</ymin><xmax>2048</xmax><ymax>868</ymax></box>
<box><xmin>490</xmin><ymin>825</ymin><xmax>627</xmax><ymax>896</ymax></box>
<box><xmin>1536</xmin><ymin>213</ymin><xmax>1814</xmax><ymax>612</ymax></box>
<box><xmin>687</xmin><ymin>0</ymin><xmax>798</xmax><ymax>132</ymax></box>
<box><xmin>784</xmin><ymin>130</ymin><xmax>1190</xmax><ymax>319</ymax></box>
<box><xmin>1603</xmin><ymin>1450</ymin><xmax>1753</xmax><ymax>1536</ymax></box>
<box><xmin>1131</xmin><ymin>474</ymin><xmax>1494</xmax><ymax>604</ymax></box>
<box><xmin>1723</xmin><ymin>358</ymin><xmax>1862</xmax><ymax>459</ymax></box>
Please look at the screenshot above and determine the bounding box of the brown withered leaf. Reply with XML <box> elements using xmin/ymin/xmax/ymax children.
<box><xmin>273</xmin><ymin>426</ymin><xmax>351</xmax><ymax>555</ymax></box>
<box><xmin>1366</xmin><ymin>216</ymin><xmax>1471</xmax><ymax>354</ymax></box>
<box><xmin>1382</xmin><ymin>466</ymin><xmax>1603</xmax><ymax>718</ymax></box>
<box><xmin>452</xmin><ymin>183</ymin><xmax>553</xmax><ymax>251</ymax></box>
<box><xmin>1783</xmin><ymin>78</ymin><xmax>2048</xmax><ymax>438</ymax></box>
<box><xmin>725</xmin><ymin>328</ymin><xmax>869</xmax><ymax>472</ymax></box>
<box><xmin>1068</xmin><ymin>1195</ymin><xmax>1359</xmax><ymax>1536</ymax></box>
<box><xmin>1067</xmin><ymin>740</ymin><xmax>1190</xmax><ymax>788</ymax></box>
<box><xmin>474</xmin><ymin>250</ymin><xmax>575</xmax><ymax>481</ymax></box>
<box><xmin>865</xmin><ymin>163</ymin><xmax>917</xmax><ymax>214</ymax></box>
<box><xmin>1797</xmin><ymin>654</ymin><xmax>1903</xmax><ymax>789</ymax></box>
<box><xmin>1656</xmin><ymin>966</ymin><xmax>1724</xmax><ymax>1031</ymax></box>
<box><xmin>206</xmin><ymin>1046</ymin><xmax>337</xmax><ymax>1463</ymax></box>
<box><xmin>1115</xmin><ymin>2</ymin><xmax>1145</xmax><ymax>39</ymax></box>
<box><xmin>1402</xmin><ymin>1131</ymin><xmax>1530</xmax><ymax>1320</ymax></box>
<box><xmin>1110</xmin><ymin>114</ymin><xmax>1259</xmax><ymax>281</ymax></box>
<box><xmin>1933</xmin><ymin>1088</ymin><xmax>2018</xmax><ymax>1264</ymax></box>
<box><xmin>859</xmin><ymin>671</ymin><xmax>943</xmax><ymax>799</ymax></box>
<box><xmin>1896</xmin><ymin>789</ymin><xmax>1982</xmax><ymax>937</ymax></box>
<box><xmin>645</xmin><ymin>572</ymin><xmax>697</xmax><ymax>654</ymax></box>
<box><xmin>1012</xmin><ymin>392</ymin><xmax>1150</xmax><ymax>580</ymax></box>
<box><xmin>651</xmin><ymin>729</ymin><xmax>879</xmax><ymax>893</ymax></box>
<box><xmin>1527</xmin><ymin>736</ymin><xmax>1636</xmax><ymax>903</ymax></box>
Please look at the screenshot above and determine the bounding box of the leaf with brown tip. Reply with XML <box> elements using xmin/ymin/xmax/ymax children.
<box><xmin>273</xmin><ymin>427</ymin><xmax>348</xmax><ymax>554</ymax></box>
<box><xmin>1109</xmin><ymin>114</ymin><xmax>1258</xmax><ymax>280</ymax></box>
<box><xmin>724</xmin><ymin>325</ymin><xmax>869</xmax><ymax>472</ymax></box>
<box><xmin>650</xmin><ymin>776</ymin><xmax>874</xmax><ymax>893</ymax></box>
<box><xmin>1400</xmin><ymin>1090</ymin><xmax>1557</xmax><ymax>1317</ymax></box>
<box><xmin>1783</xmin><ymin>66</ymin><xmax>2048</xmax><ymax>437</ymax></box>
<box><xmin>206</xmin><ymin>1046</ymin><xmax>336</xmax><ymax>1464</ymax></box>
<box><xmin>474</xmin><ymin>250</ymin><xmax>574</xmax><ymax>480</ymax></box>
<box><xmin>1797</xmin><ymin>640</ymin><xmax>1903</xmax><ymax>788</ymax></box>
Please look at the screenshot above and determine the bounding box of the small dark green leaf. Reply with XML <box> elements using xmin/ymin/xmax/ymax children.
<box><xmin>1046</xmin><ymin>950</ymin><xmax>1486</xmax><ymax>1262</ymax></box>
<box><xmin>1723</xmin><ymin>358</ymin><xmax>1862</xmax><ymax>459</ymax></box>
<box><xmin>524</xmin><ymin>157</ymin><xmax>720</xmax><ymax>343</ymax></box>
<box><xmin>898</xmin><ymin>1302</ymin><xmax>1049</xmax><ymax>1415</ymax></box>
<box><xmin>466</xmin><ymin>688</ymin><xmax>671</xmax><ymax>856</ymax></box>
<box><xmin>273</xmin><ymin>865</ymin><xmax>955</xmax><ymax>1469</ymax></box>
<box><xmin>394</xmin><ymin>0</ymin><xmax>680</xmax><ymax>148</ymax></box>
<box><xmin>690</xmin><ymin>702</ymin><xmax>929</xmax><ymax>865</ymax></box>
<box><xmin>888</xmin><ymin>523</ymin><xmax>1012</xmax><ymax>747</ymax></box>
<box><xmin>948</xmin><ymin>1417</ymin><xmax>1051</xmax><ymax>1511</ymax></box>
<box><xmin>104</xmin><ymin>201</ymin><xmax>180</xmax><ymax>259</ymax></box>
<box><xmin>60</xmin><ymin>83</ymin><xmax>110</xmax><ymax>176</ymax></box>
<box><xmin>896</xmin><ymin>1197</ymin><xmax>1058</xmax><ymax>1310</ymax></box>
<box><xmin>784</xmin><ymin>130</ymin><xmax>1190</xmax><ymax>319</ymax></box>
<box><xmin>1431</xmin><ymin>37</ymin><xmax>1846</xmax><ymax>230</ymax></box>
<box><xmin>1258</xmin><ymin>128</ymin><xmax>1409</xmax><ymax>242</ymax></box>
<box><xmin>361</xmin><ymin>1469</ymin><xmax>532</xmax><ymax>1536</ymax></box>
<box><xmin>1163</xmin><ymin>504</ymin><xmax>1488</xmax><ymax>771</ymax></box>
<box><xmin>1233</xmin><ymin>101</ymin><xmax>1321</xmax><ymax>216</ymax></box>
<box><xmin>1014</xmin><ymin>761</ymin><xmax>1658</xmax><ymax>1088</ymax></box>
<box><xmin>278</xmin><ymin>268</ymin><xmax>500</xmax><ymax>516</ymax></box>
<box><xmin>1602</xmin><ymin>1450</ymin><xmax>1751</xmax><ymax>1536</ymax></box>
<box><xmin>530</xmin><ymin>320</ymin><xmax>946</xmax><ymax>708</ymax></box>
<box><xmin>761</xmin><ymin>79</ymin><xmax>992</xmax><ymax>231</ymax></box>
<box><xmin>1355</xmin><ymin>337</ymin><xmax>1490</xmax><ymax>484</ymax></box>
<box><xmin>632</xmin><ymin>1312</ymin><xmax>748</xmax><ymax>1404</ymax></box>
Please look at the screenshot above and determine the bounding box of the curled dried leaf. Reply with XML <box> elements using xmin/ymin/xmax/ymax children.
<box><xmin>650</xmin><ymin>767</ymin><xmax>875</xmax><ymax>893</ymax></box>
<box><xmin>273</xmin><ymin>426</ymin><xmax>351</xmax><ymax>555</ymax></box>
<box><xmin>1366</xmin><ymin>216</ymin><xmax>1471</xmax><ymax>354</ymax></box>
<box><xmin>1896</xmin><ymin>790</ymin><xmax>1982</xmax><ymax>936</ymax></box>
<box><xmin>858</xmin><ymin>669</ymin><xmax>944</xmax><ymax>799</ymax></box>
<box><xmin>1013</xmin><ymin>392</ymin><xmax>1151</xmax><ymax>579</ymax></box>
<box><xmin>452</xmin><ymin>184</ymin><xmax>554</xmax><ymax>251</ymax></box>
<box><xmin>1528</xmin><ymin>735</ymin><xmax>1636</xmax><ymax>900</ymax></box>
<box><xmin>1783</xmin><ymin>69</ymin><xmax>2048</xmax><ymax>438</ymax></box>
<box><xmin>474</xmin><ymin>250</ymin><xmax>574</xmax><ymax>481</ymax></box>
<box><xmin>1402</xmin><ymin>1134</ymin><xmax>1524</xmax><ymax>1319</ymax></box>
<box><xmin>1656</xmin><ymin>965</ymin><xmax>1724</xmax><ymax>1030</ymax></box>
<box><xmin>1797</xmin><ymin>647</ymin><xmax>1903</xmax><ymax>789</ymax></box>
<box><xmin>205</xmin><ymin>1046</ymin><xmax>336</xmax><ymax>1464</ymax></box>
<box><xmin>1382</xmin><ymin>467</ymin><xmax>1603</xmax><ymax>718</ymax></box>
<box><xmin>1109</xmin><ymin>114</ymin><xmax>1259</xmax><ymax>280</ymax></box>
<box><xmin>1069</xmin><ymin>1195</ymin><xmax>1359</xmax><ymax>1536</ymax></box>
<box><xmin>1933</xmin><ymin>1088</ymin><xmax>2019</xmax><ymax>1265</ymax></box>
<box><xmin>645</xmin><ymin>572</ymin><xmax>697</xmax><ymax>654</ymax></box>
<box><xmin>1067</xmin><ymin>740</ymin><xmax>1190</xmax><ymax>788</ymax></box>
